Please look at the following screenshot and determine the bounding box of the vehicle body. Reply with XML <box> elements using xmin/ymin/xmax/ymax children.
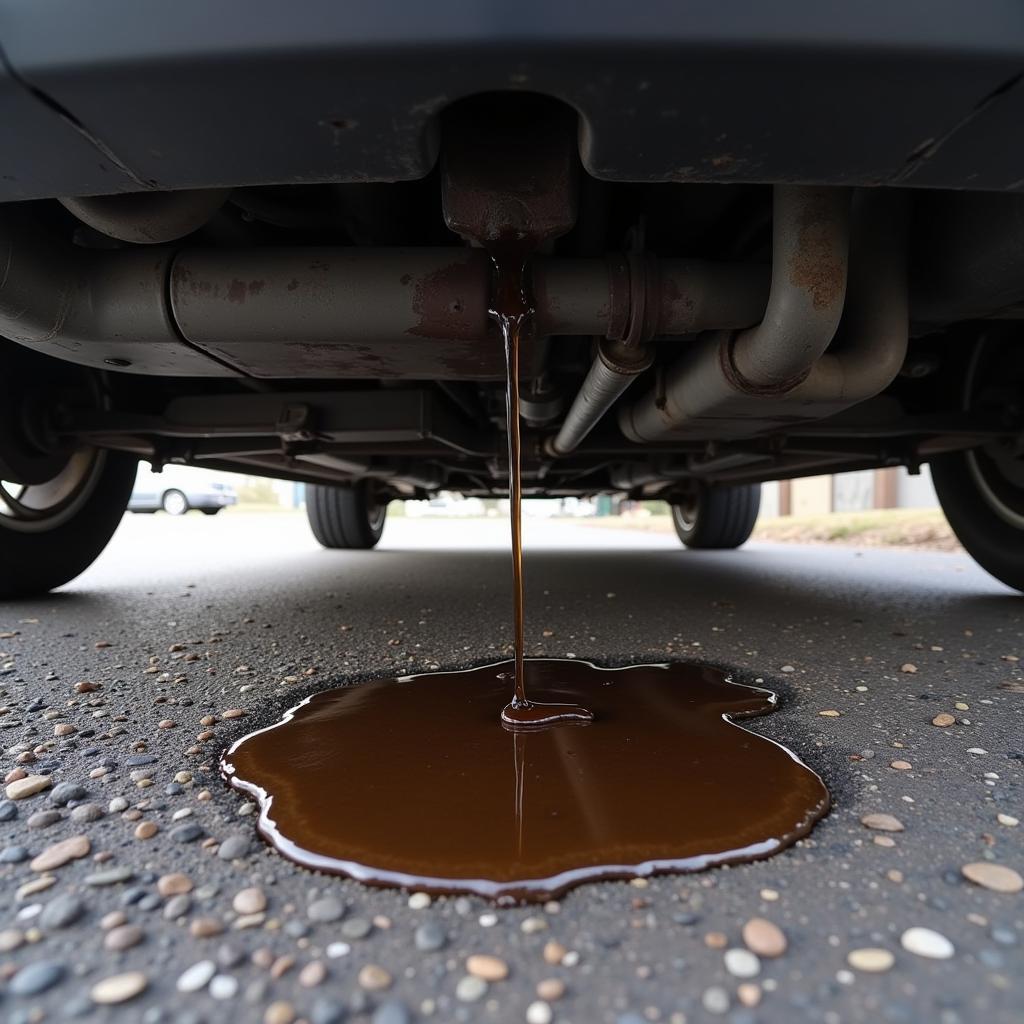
<box><xmin>127</xmin><ymin>465</ymin><xmax>237</xmax><ymax>516</ymax></box>
<box><xmin>1</xmin><ymin>1</ymin><xmax>1024</xmax><ymax>595</ymax></box>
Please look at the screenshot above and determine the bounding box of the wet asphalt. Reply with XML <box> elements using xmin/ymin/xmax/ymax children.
<box><xmin>0</xmin><ymin>512</ymin><xmax>1021</xmax><ymax>1024</ymax></box>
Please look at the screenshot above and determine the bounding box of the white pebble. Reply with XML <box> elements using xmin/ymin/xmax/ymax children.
<box><xmin>326</xmin><ymin>942</ymin><xmax>351</xmax><ymax>959</ymax></box>
<box><xmin>724</xmin><ymin>948</ymin><xmax>761</xmax><ymax>978</ymax></box>
<box><xmin>209</xmin><ymin>975</ymin><xmax>239</xmax><ymax>1000</ymax></box>
<box><xmin>526</xmin><ymin>1001</ymin><xmax>553</xmax><ymax>1024</ymax></box>
<box><xmin>408</xmin><ymin>892</ymin><xmax>431</xmax><ymax>910</ymax></box>
<box><xmin>702</xmin><ymin>986</ymin><xmax>730</xmax><ymax>1014</ymax></box>
<box><xmin>176</xmin><ymin>961</ymin><xmax>216</xmax><ymax>994</ymax></box>
<box><xmin>478</xmin><ymin>913</ymin><xmax>498</xmax><ymax>928</ymax></box>
<box><xmin>900</xmin><ymin>927</ymin><xmax>954</xmax><ymax>960</ymax></box>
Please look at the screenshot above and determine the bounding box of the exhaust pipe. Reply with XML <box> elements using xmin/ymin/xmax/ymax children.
<box><xmin>619</xmin><ymin>188</ymin><xmax>906</xmax><ymax>442</ymax></box>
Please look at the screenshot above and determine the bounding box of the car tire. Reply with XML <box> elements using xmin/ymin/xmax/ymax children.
<box><xmin>200</xmin><ymin>508</ymin><xmax>221</xmax><ymax>516</ymax></box>
<box><xmin>307</xmin><ymin>481</ymin><xmax>386</xmax><ymax>549</ymax></box>
<box><xmin>162</xmin><ymin>489</ymin><xmax>189</xmax><ymax>516</ymax></box>
<box><xmin>928</xmin><ymin>329</ymin><xmax>1024</xmax><ymax>594</ymax></box>
<box><xmin>671</xmin><ymin>484</ymin><xmax>761</xmax><ymax>549</ymax></box>
<box><xmin>932</xmin><ymin>451</ymin><xmax>1024</xmax><ymax>593</ymax></box>
<box><xmin>0</xmin><ymin>449</ymin><xmax>137</xmax><ymax>599</ymax></box>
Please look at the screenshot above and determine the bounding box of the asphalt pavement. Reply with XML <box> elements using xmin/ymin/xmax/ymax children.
<box><xmin>0</xmin><ymin>510</ymin><xmax>1021</xmax><ymax>1024</ymax></box>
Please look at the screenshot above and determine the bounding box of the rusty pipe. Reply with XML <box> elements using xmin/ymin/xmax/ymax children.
<box><xmin>0</xmin><ymin>208</ymin><xmax>771</xmax><ymax>377</ymax></box>
<box><xmin>619</xmin><ymin>188</ymin><xmax>905</xmax><ymax>443</ymax></box>
<box><xmin>59</xmin><ymin>188</ymin><xmax>232</xmax><ymax>245</ymax></box>
<box><xmin>729</xmin><ymin>186</ymin><xmax>850</xmax><ymax>391</ymax></box>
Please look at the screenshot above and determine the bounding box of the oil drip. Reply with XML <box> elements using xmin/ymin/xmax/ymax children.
<box><xmin>488</xmin><ymin>238</ymin><xmax>593</xmax><ymax>730</ymax></box>
<box><xmin>223</xmin><ymin>659</ymin><xmax>831</xmax><ymax>901</ymax></box>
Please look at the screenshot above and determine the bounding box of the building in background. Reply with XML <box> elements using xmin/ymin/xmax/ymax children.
<box><xmin>760</xmin><ymin>466</ymin><xmax>938</xmax><ymax>518</ymax></box>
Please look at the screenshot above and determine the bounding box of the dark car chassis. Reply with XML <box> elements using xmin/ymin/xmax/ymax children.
<box><xmin>1</xmin><ymin>87</ymin><xmax>1024</xmax><ymax>594</ymax></box>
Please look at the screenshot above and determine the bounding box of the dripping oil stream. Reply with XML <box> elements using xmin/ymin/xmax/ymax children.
<box><xmin>489</xmin><ymin>242</ymin><xmax>593</xmax><ymax>731</ymax></box>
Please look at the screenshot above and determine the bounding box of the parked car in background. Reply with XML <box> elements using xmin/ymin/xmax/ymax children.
<box><xmin>129</xmin><ymin>466</ymin><xmax>238</xmax><ymax>516</ymax></box>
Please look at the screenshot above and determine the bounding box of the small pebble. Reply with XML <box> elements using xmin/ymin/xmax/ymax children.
<box><xmin>358</xmin><ymin>964</ymin><xmax>392</xmax><ymax>991</ymax></box>
<box><xmin>158</xmin><ymin>873</ymin><xmax>193</xmax><ymax>896</ymax></box>
<box><xmin>526</xmin><ymin>1001</ymin><xmax>553</xmax><ymax>1024</ymax></box>
<box><xmin>31</xmin><ymin>834</ymin><xmax>90</xmax><ymax>872</ymax></box>
<box><xmin>39</xmin><ymin>893</ymin><xmax>85</xmax><ymax>929</ymax></box>
<box><xmin>741</xmin><ymin>917</ymin><xmax>787</xmax><ymax>957</ymax></box>
<box><xmin>210</xmin><ymin>974</ymin><xmax>239</xmax><ymax>1000</ymax></box>
<box><xmin>265</xmin><ymin>1002</ymin><xmax>296</xmax><ymax>1024</ymax></box>
<box><xmin>961</xmin><ymin>862</ymin><xmax>1023</xmax><ymax>894</ymax></box>
<box><xmin>71</xmin><ymin>803</ymin><xmax>104</xmax><ymax>823</ymax></box>
<box><xmin>307</xmin><ymin>896</ymin><xmax>345</xmax><ymax>923</ymax></box>
<box><xmin>177</xmin><ymin>960</ymin><xmax>217</xmax><ymax>993</ymax></box>
<box><xmin>6</xmin><ymin>775</ymin><xmax>51</xmax><ymax>800</ymax></box>
<box><xmin>901</xmin><ymin>926</ymin><xmax>955</xmax><ymax>960</ymax></box>
<box><xmin>456</xmin><ymin>975</ymin><xmax>488</xmax><ymax>1002</ymax></box>
<box><xmin>49</xmin><ymin>782</ymin><xmax>87</xmax><ymax>806</ymax></box>
<box><xmin>171</xmin><ymin>823</ymin><xmax>204</xmax><ymax>843</ymax></box>
<box><xmin>932</xmin><ymin>712</ymin><xmax>956</xmax><ymax>727</ymax></box>
<box><xmin>724</xmin><ymin>948</ymin><xmax>761</xmax><ymax>978</ymax></box>
<box><xmin>85</xmin><ymin>867</ymin><xmax>135</xmax><ymax>887</ymax></box>
<box><xmin>466</xmin><ymin>954</ymin><xmax>509</xmax><ymax>981</ymax></box>
<box><xmin>28</xmin><ymin>810</ymin><xmax>62</xmax><ymax>829</ymax></box>
<box><xmin>300</xmin><ymin>961</ymin><xmax>327</xmax><ymax>987</ymax></box>
<box><xmin>543</xmin><ymin>940</ymin><xmax>567</xmax><ymax>965</ymax></box>
<box><xmin>104</xmin><ymin>924</ymin><xmax>144</xmax><ymax>951</ymax></box>
<box><xmin>847</xmin><ymin>947</ymin><xmax>895</xmax><ymax>972</ymax></box>
<box><xmin>164</xmin><ymin>893</ymin><xmax>191</xmax><ymax>919</ymax></box>
<box><xmin>737</xmin><ymin>982</ymin><xmax>761</xmax><ymax>1008</ymax></box>
<box><xmin>702</xmin><ymin>986</ymin><xmax>730</xmax><ymax>1015</ymax></box>
<box><xmin>232</xmin><ymin>887</ymin><xmax>266</xmax><ymax>915</ymax></box>
<box><xmin>341</xmin><ymin>917</ymin><xmax>371</xmax><ymax>939</ymax></box>
<box><xmin>191</xmin><ymin>917</ymin><xmax>224</xmax><ymax>938</ymax></box>
<box><xmin>415</xmin><ymin>920</ymin><xmax>447</xmax><ymax>952</ymax></box>
<box><xmin>536</xmin><ymin>978</ymin><xmax>565</xmax><ymax>1001</ymax></box>
<box><xmin>11</xmin><ymin>960</ymin><xmax>65</xmax><ymax>995</ymax></box>
<box><xmin>90</xmin><ymin>971</ymin><xmax>148</xmax><ymax>1004</ymax></box>
<box><xmin>217</xmin><ymin>835</ymin><xmax>250</xmax><ymax>860</ymax></box>
<box><xmin>860</xmin><ymin>812</ymin><xmax>905</xmax><ymax>832</ymax></box>
<box><xmin>134</xmin><ymin>821</ymin><xmax>158</xmax><ymax>840</ymax></box>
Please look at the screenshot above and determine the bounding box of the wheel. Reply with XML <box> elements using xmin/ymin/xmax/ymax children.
<box><xmin>200</xmin><ymin>507</ymin><xmax>221</xmax><ymax>516</ymax></box>
<box><xmin>307</xmin><ymin>481</ymin><xmax>386</xmax><ymax>549</ymax></box>
<box><xmin>0</xmin><ymin>449</ymin><xmax>137</xmax><ymax>598</ymax></box>
<box><xmin>670</xmin><ymin>483</ymin><xmax>761</xmax><ymax>549</ymax></box>
<box><xmin>162</xmin><ymin>489</ymin><xmax>189</xmax><ymax>516</ymax></box>
<box><xmin>931</xmin><ymin>331</ymin><xmax>1024</xmax><ymax>593</ymax></box>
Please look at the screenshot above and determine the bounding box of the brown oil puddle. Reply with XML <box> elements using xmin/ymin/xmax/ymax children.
<box><xmin>223</xmin><ymin>658</ymin><xmax>829</xmax><ymax>901</ymax></box>
<box><xmin>221</xmin><ymin>234</ymin><xmax>831</xmax><ymax>901</ymax></box>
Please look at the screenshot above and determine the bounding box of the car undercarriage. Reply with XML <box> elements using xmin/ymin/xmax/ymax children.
<box><xmin>1</xmin><ymin>6</ymin><xmax>1023</xmax><ymax>594</ymax></box>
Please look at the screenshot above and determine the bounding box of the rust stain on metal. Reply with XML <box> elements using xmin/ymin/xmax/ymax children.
<box><xmin>788</xmin><ymin>201</ymin><xmax>845</xmax><ymax>311</ymax></box>
<box><xmin>171</xmin><ymin>265</ymin><xmax>216</xmax><ymax>298</ymax></box>
<box><xmin>407</xmin><ymin>257</ymin><xmax>488</xmax><ymax>341</ymax></box>
<box><xmin>226</xmin><ymin>279</ymin><xmax>266</xmax><ymax>304</ymax></box>
<box><xmin>658</xmin><ymin>272</ymin><xmax>696</xmax><ymax>333</ymax></box>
